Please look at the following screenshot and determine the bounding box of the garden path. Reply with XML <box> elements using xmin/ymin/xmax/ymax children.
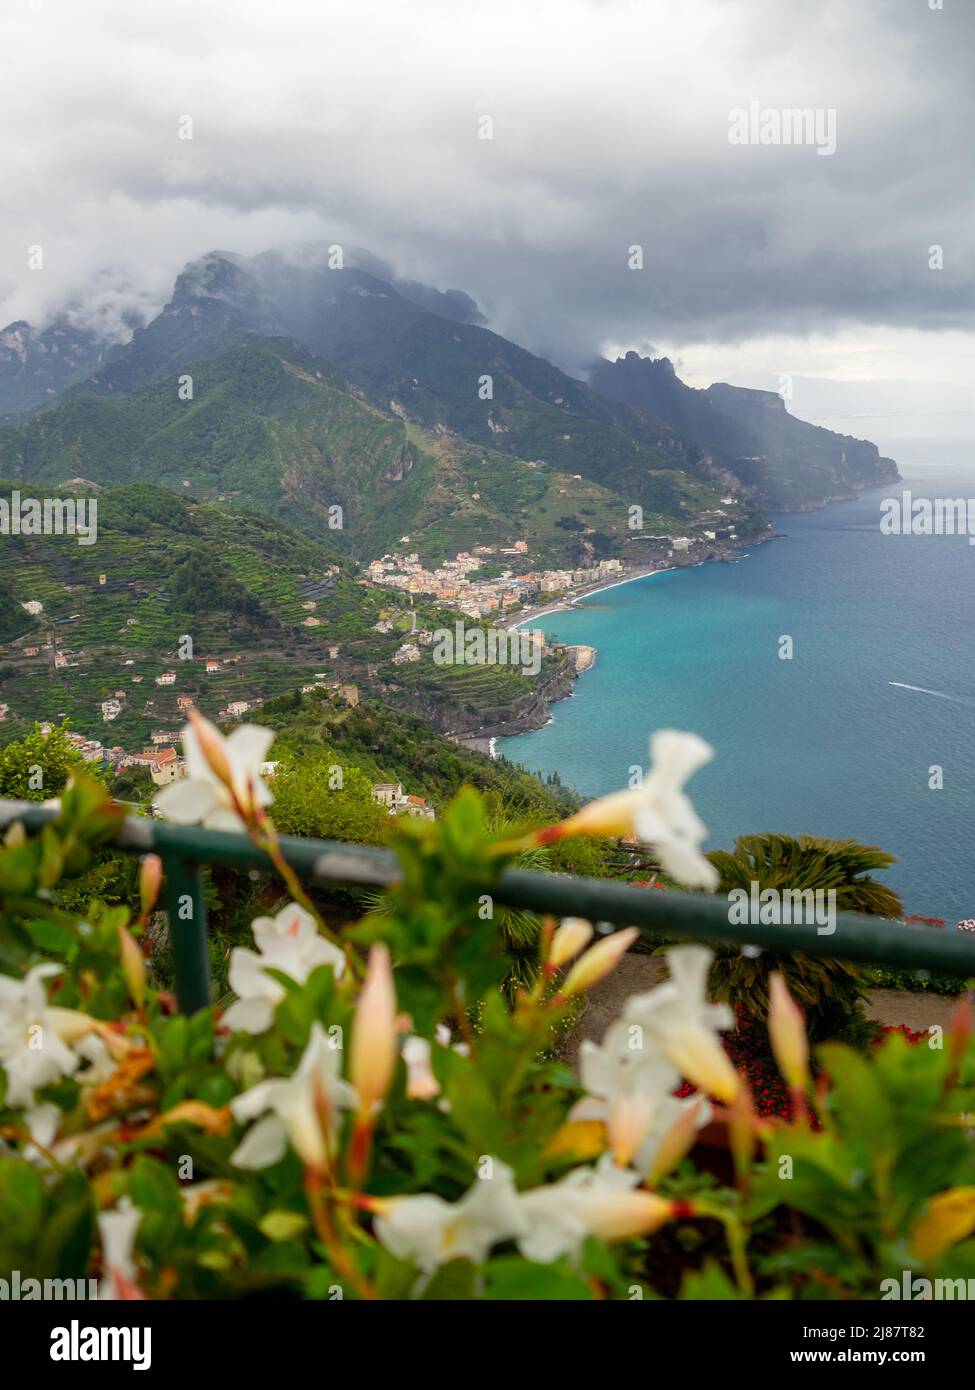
<box><xmin>563</xmin><ymin>952</ymin><xmax>960</xmax><ymax>1064</ymax></box>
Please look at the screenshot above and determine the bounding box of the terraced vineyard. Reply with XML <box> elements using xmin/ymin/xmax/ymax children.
<box><xmin>0</xmin><ymin>481</ymin><xmax>571</xmax><ymax>749</ymax></box>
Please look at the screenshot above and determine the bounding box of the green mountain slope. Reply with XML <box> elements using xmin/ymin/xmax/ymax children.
<box><xmin>0</xmin><ymin>338</ymin><xmax>748</xmax><ymax>561</ymax></box>
<box><xmin>252</xmin><ymin>688</ymin><xmax>579</xmax><ymax>821</ymax></box>
<box><xmin>50</xmin><ymin>250</ymin><xmax>763</xmax><ymax>529</ymax></box>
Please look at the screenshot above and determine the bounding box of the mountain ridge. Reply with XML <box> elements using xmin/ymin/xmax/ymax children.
<box><xmin>0</xmin><ymin>245</ymin><xmax>898</xmax><ymax>520</ymax></box>
<box><xmin>0</xmin><ymin>336</ymin><xmax>739</xmax><ymax>564</ymax></box>
<box><xmin>589</xmin><ymin>351</ymin><xmax>899</xmax><ymax>509</ymax></box>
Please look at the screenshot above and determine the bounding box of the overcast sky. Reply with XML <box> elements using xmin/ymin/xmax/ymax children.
<box><xmin>1</xmin><ymin>0</ymin><xmax>972</xmax><ymax>455</ymax></box>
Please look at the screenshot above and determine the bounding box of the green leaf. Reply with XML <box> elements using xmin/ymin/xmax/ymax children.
<box><xmin>0</xmin><ymin>1159</ymin><xmax>45</xmax><ymax>1246</ymax></box>
<box><xmin>420</xmin><ymin>1258</ymin><xmax>479</xmax><ymax>1300</ymax></box>
<box><xmin>25</xmin><ymin>917</ymin><xmax>78</xmax><ymax>954</ymax></box>
<box><xmin>157</xmin><ymin>1015</ymin><xmax>189</xmax><ymax>1077</ymax></box>
<box><xmin>819</xmin><ymin>1042</ymin><xmax>898</xmax><ymax>1169</ymax></box>
<box><xmin>258</xmin><ymin>1210</ymin><xmax>309</xmax><ymax>1242</ymax></box>
<box><xmin>484</xmin><ymin>1256</ymin><xmax>593</xmax><ymax>1300</ymax></box>
<box><xmin>679</xmin><ymin>1260</ymin><xmax>742</xmax><ymax>1300</ymax></box>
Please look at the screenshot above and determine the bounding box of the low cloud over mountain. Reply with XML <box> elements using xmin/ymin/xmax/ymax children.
<box><xmin>0</xmin><ymin>0</ymin><xmax>972</xmax><ymax>452</ymax></box>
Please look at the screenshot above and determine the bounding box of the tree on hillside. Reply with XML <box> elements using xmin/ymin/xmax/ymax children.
<box><xmin>270</xmin><ymin>753</ymin><xmax>389</xmax><ymax>846</ymax></box>
<box><xmin>169</xmin><ymin>547</ymin><xmax>268</xmax><ymax>625</ymax></box>
<box><xmin>0</xmin><ymin>721</ymin><xmax>103</xmax><ymax>801</ymax></box>
<box><xmin>109</xmin><ymin>764</ymin><xmax>154</xmax><ymax>806</ymax></box>
<box><xmin>0</xmin><ymin>722</ymin><xmax>133</xmax><ymax>915</ymax></box>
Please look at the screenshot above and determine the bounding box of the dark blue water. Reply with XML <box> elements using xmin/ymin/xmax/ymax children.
<box><xmin>502</xmin><ymin>461</ymin><xmax>975</xmax><ymax>922</ymax></box>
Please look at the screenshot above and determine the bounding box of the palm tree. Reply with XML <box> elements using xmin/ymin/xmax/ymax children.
<box><xmin>707</xmin><ymin>834</ymin><xmax>903</xmax><ymax>1040</ymax></box>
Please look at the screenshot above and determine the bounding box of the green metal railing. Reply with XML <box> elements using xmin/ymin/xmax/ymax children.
<box><xmin>2</xmin><ymin>796</ymin><xmax>974</xmax><ymax>1013</ymax></box>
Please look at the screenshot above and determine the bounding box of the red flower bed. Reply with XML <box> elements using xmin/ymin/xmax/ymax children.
<box><xmin>675</xmin><ymin>1007</ymin><xmax>925</xmax><ymax>1120</ymax></box>
<box><xmin>875</xmin><ymin>1022</ymin><xmax>926</xmax><ymax>1046</ymax></box>
<box><xmin>674</xmin><ymin>1005</ymin><xmax>794</xmax><ymax>1118</ymax></box>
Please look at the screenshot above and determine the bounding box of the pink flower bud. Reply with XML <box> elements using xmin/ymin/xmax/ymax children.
<box><xmin>583</xmin><ymin>1189</ymin><xmax>674</xmax><ymax>1242</ymax></box>
<box><xmin>351</xmin><ymin>944</ymin><xmax>397</xmax><ymax>1115</ymax></box>
<box><xmin>118</xmin><ymin>924</ymin><xmax>147</xmax><ymax>1007</ymax></box>
<box><xmin>543</xmin><ymin>788</ymin><xmax>643</xmax><ymax>842</ymax></box>
<box><xmin>548</xmin><ymin>918</ymin><xmax>594</xmax><ymax>969</ymax></box>
<box><xmin>608</xmin><ymin>1092</ymin><xmax>653</xmax><ymax>1167</ymax></box>
<box><xmin>139</xmin><ymin>854</ymin><xmax>162</xmax><ymax>918</ymax></box>
<box><xmin>560</xmin><ymin>928</ymin><xmax>639</xmax><ymax>997</ymax></box>
<box><xmin>768</xmin><ymin>972</ymin><xmax>809</xmax><ymax>1091</ymax></box>
<box><xmin>647</xmin><ymin>1096</ymin><xmax>706</xmax><ymax>1184</ymax></box>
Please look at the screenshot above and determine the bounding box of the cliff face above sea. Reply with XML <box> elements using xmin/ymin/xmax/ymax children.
<box><xmin>589</xmin><ymin>352</ymin><xmax>899</xmax><ymax>510</ymax></box>
<box><xmin>377</xmin><ymin>647</ymin><xmax>581</xmax><ymax>740</ymax></box>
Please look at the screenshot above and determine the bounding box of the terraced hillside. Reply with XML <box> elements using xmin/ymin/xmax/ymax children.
<box><xmin>0</xmin><ymin>482</ymin><xmax>562</xmax><ymax>747</ymax></box>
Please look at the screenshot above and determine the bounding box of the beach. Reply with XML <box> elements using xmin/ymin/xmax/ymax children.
<box><xmin>506</xmin><ymin>562</ymin><xmax>678</xmax><ymax>630</ymax></box>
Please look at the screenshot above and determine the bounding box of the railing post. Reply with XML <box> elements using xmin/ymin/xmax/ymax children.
<box><xmin>163</xmin><ymin>856</ymin><xmax>211</xmax><ymax>1014</ymax></box>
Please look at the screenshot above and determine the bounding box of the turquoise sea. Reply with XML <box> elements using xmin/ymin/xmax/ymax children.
<box><xmin>501</xmin><ymin>456</ymin><xmax>975</xmax><ymax>923</ymax></box>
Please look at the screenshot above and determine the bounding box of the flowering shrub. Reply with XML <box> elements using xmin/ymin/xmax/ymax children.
<box><xmin>876</xmin><ymin>1023</ymin><xmax>926</xmax><ymax>1047</ymax></box>
<box><xmin>1</xmin><ymin>715</ymin><xmax>974</xmax><ymax>1301</ymax></box>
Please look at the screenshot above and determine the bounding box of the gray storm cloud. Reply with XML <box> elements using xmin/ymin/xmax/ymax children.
<box><xmin>0</xmin><ymin>0</ymin><xmax>972</xmax><ymax>376</ymax></box>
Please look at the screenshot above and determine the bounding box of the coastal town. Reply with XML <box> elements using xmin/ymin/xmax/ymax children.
<box><xmin>362</xmin><ymin>511</ymin><xmax>746</xmax><ymax>621</ymax></box>
<box><xmin>1</xmin><ymin>519</ymin><xmax>754</xmax><ymax>801</ymax></box>
<box><xmin>364</xmin><ymin>544</ymin><xmax>626</xmax><ymax>618</ymax></box>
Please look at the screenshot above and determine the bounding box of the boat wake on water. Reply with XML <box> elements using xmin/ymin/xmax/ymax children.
<box><xmin>888</xmin><ymin>681</ymin><xmax>967</xmax><ymax>703</ymax></box>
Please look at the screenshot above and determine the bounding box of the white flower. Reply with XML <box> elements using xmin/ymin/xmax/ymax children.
<box><xmin>567</xmin><ymin>946</ymin><xmax>734</xmax><ymax>1163</ymax></box>
<box><xmin>98</xmin><ymin>1198</ymin><xmax>143</xmax><ymax>1299</ymax></box>
<box><xmin>401</xmin><ymin>1036</ymin><xmax>440</xmax><ymax>1100</ymax></box>
<box><xmin>399</xmin><ymin>1024</ymin><xmax>469</xmax><ymax>1104</ymax></box>
<box><xmin>375</xmin><ymin>1161</ymin><xmax>524</xmax><ymax>1273</ymax></box>
<box><xmin>572</xmin><ymin>1084</ymin><xmax>710</xmax><ymax>1179</ymax></box>
<box><xmin>25</xmin><ymin>1102</ymin><xmax>62</xmax><ymax>1148</ymax></box>
<box><xmin>230</xmin><ymin>1022</ymin><xmax>356</xmax><ymax>1171</ymax></box>
<box><xmin>516</xmin><ymin>1155</ymin><xmax>672</xmax><ymax>1263</ymax></box>
<box><xmin>629</xmin><ymin>1092</ymin><xmax>710</xmax><ymax>1178</ymax></box>
<box><xmin>0</xmin><ymin>965</ymin><xmax>93</xmax><ymax>1108</ymax></box>
<box><xmin>548</xmin><ymin>730</ymin><xmax>718</xmax><ymax>890</ymax></box>
<box><xmin>375</xmin><ymin>1155</ymin><xmax>676</xmax><ymax>1273</ymax></box>
<box><xmin>153</xmin><ymin>718</ymin><xmax>274</xmax><ymax>830</ymax></box>
<box><xmin>223</xmin><ymin>904</ymin><xmax>346</xmax><ymax>1034</ymax></box>
<box><xmin>0</xmin><ymin>1102</ymin><xmax>62</xmax><ymax>1165</ymax></box>
<box><xmin>576</xmin><ymin>1018</ymin><xmax>679</xmax><ymax>1103</ymax></box>
<box><xmin>571</xmin><ymin>1016</ymin><xmax>709</xmax><ymax>1169</ymax></box>
<box><xmin>624</xmin><ymin>945</ymin><xmax>738</xmax><ymax>1102</ymax></box>
<box><xmin>73</xmin><ymin>1033</ymin><xmax>118</xmax><ymax>1087</ymax></box>
<box><xmin>632</xmin><ymin>731</ymin><xmax>718</xmax><ymax>889</ymax></box>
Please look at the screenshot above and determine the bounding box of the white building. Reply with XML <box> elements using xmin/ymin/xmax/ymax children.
<box><xmin>371</xmin><ymin>782</ymin><xmax>435</xmax><ymax>820</ymax></box>
<box><xmin>371</xmin><ymin>781</ymin><xmax>403</xmax><ymax>809</ymax></box>
<box><xmin>391</xmin><ymin>643</ymin><xmax>421</xmax><ymax>664</ymax></box>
